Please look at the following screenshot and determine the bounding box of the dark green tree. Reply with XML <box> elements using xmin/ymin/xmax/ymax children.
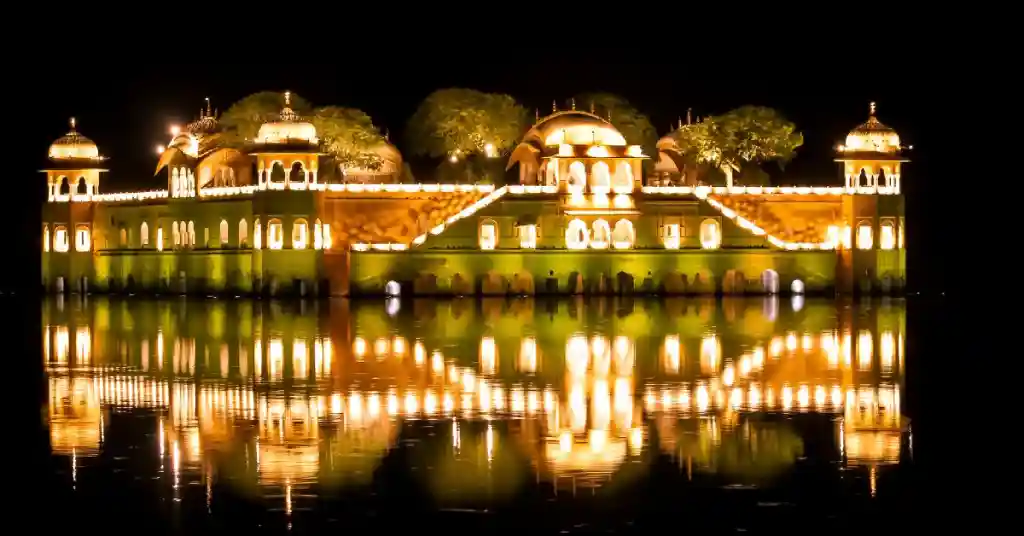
<box><xmin>406</xmin><ymin>88</ymin><xmax>529</xmax><ymax>159</ymax></box>
<box><xmin>671</xmin><ymin>106</ymin><xmax>802</xmax><ymax>187</ymax></box>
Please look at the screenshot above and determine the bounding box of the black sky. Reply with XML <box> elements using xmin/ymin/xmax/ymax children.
<box><xmin>12</xmin><ymin>58</ymin><xmax>947</xmax><ymax>294</ymax></box>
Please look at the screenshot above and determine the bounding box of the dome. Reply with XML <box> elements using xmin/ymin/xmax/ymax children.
<box><xmin>255</xmin><ymin>92</ymin><xmax>317</xmax><ymax>145</ymax></box>
<box><xmin>524</xmin><ymin>110</ymin><xmax>627</xmax><ymax>147</ymax></box>
<box><xmin>844</xmin><ymin>102</ymin><xmax>900</xmax><ymax>153</ymax></box>
<box><xmin>48</xmin><ymin>118</ymin><xmax>100</xmax><ymax>160</ymax></box>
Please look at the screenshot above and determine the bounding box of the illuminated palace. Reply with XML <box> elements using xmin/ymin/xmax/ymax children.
<box><xmin>41</xmin><ymin>97</ymin><xmax>907</xmax><ymax>296</ymax></box>
<box><xmin>44</xmin><ymin>297</ymin><xmax>907</xmax><ymax>499</ymax></box>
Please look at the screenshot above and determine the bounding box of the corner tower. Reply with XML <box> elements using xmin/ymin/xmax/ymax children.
<box><xmin>836</xmin><ymin>102</ymin><xmax>909</xmax><ymax>193</ymax></box>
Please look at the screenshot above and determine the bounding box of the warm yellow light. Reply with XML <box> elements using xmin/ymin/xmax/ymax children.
<box><xmin>156</xmin><ymin>145</ymin><xmax>165</xmax><ymax>155</ymax></box>
<box><xmin>484</xmin><ymin>143</ymin><xmax>496</xmax><ymax>158</ymax></box>
<box><xmin>879</xmin><ymin>222</ymin><xmax>895</xmax><ymax>250</ymax></box>
<box><xmin>700</xmin><ymin>219</ymin><xmax>721</xmax><ymax>249</ymax></box>
<box><xmin>857</xmin><ymin>222</ymin><xmax>873</xmax><ymax>250</ymax></box>
<box><xmin>479</xmin><ymin>222</ymin><xmax>497</xmax><ymax>250</ymax></box>
<box><xmin>267</xmin><ymin>221</ymin><xmax>284</xmax><ymax>250</ymax></box>
<box><xmin>480</xmin><ymin>337</ymin><xmax>497</xmax><ymax>375</ymax></box>
<box><xmin>74</xmin><ymin>226</ymin><xmax>91</xmax><ymax>252</ymax></box>
<box><xmin>519</xmin><ymin>224</ymin><xmax>537</xmax><ymax>249</ymax></box>
<box><xmin>626</xmin><ymin>145</ymin><xmax>644</xmax><ymax>157</ymax></box>
<box><xmin>586</xmin><ymin>145</ymin><xmax>610</xmax><ymax>158</ymax></box>
<box><xmin>54</xmin><ymin>228</ymin><xmax>69</xmax><ymax>253</ymax></box>
<box><xmin>663</xmin><ymin>335</ymin><xmax>680</xmax><ymax>374</ymax></box>
<box><xmin>841</xmin><ymin>225</ymin><xmax>852</xmax><ymax>249</ymax></box>
<box><xmin>292</xmin><ymin>220</ymin><xmax>308</xmax><ymax>250</ymax></box>
<box><xmin>663</xmin><ymin>223</ymin><xmax>681</xmax><ymax>249</ymax></box>
<box><xmin>170</xmin><ymin>125</ymin><xmax>180</xmax><ymax>136</ymax></box>
<box><xmin>558</xmin><ymin>144</ymin><xmax>573</xmax><ymax>157</ymax></box>
<box><xmin>565</xmin><ymin>218</ymin><xmax>589</xmax><ymax>249</ymax></box>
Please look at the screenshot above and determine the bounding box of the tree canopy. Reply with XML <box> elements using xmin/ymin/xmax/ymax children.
<box><xmin>406</xmin><ymin>88</ymin><xmax>529</xmax><ymax>159</ymax></box>
<box><xmin>671</xmin><ymin>106</ymin><xmax>803</xmax><ymax>186</ymax></box>
<box><xmin>216</xmin><ymin>91</ymin><xmax>386</xmax><ymax>171</ymax></box>
<box><xmin>572</xmin><ymin>92</ymin><xmax>658</xmax><ymax>165</ymax></box>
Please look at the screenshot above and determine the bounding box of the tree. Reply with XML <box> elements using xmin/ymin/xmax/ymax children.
<box><xmin>218</xmin><ymin>91</ymin><xmax>387</xmax><ymax>172</ymax></box>
<box><xmin>311</xmin><ymin>106</ymin><xmax>386</xmax><ymax>171</ymax></box>
<box><xmin>406</xmin><ymin>88</ymin><xmax>529</xmax><ymax>159</ymax></box>
<box><xmin>672</xmin><ymin>106</ymin><xmax>802</xmax><ymax>187</ymax></box>
<box><xmin>572</xmin><ymin>92</ymin><xmax>658</xmax><ymax>170</ymax></box>
<box><xmin>218</xmin><ymin>91</ymin><xmax>312</xmax><ymax>146</ymax></box>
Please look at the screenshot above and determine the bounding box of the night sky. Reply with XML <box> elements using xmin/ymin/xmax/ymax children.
<box><xmin>12</xmin><ymin>58</ymin><xmax>946</xmax><ymax>294</ymax></box>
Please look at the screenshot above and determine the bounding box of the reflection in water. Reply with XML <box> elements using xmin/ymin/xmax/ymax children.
<box><xmin>43</xmin><ymin>296</ymin><xmax>909</xmax><ymax>513</ymax></box>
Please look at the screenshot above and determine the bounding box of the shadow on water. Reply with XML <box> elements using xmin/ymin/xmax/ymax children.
<box><xmin>37</xmin><ymin>295</ymin><xmax>920</xmax><ymax>533</ymax></box>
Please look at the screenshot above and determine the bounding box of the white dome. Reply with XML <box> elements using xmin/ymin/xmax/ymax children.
<box><xmin>843</xmin><ymin>103</ymin><xmax>900</xmax><ymax>153</ymax></box>
<box><xmin>256</xmin><ymin>118</ymin><xmax>318</xmax><ymax>144</ymax></box>
<box><xmin>48</xmin><ymin>118</ymin><xmax>100</xmax><ymax>160</ymax></box>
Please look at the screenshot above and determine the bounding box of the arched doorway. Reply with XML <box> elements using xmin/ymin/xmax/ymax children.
<box><xmin>761</xmin><ymin>270</ymin><xmax>780</xmax><ymax>294</ymax></box>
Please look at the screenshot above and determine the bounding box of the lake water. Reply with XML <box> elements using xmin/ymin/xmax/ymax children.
<box><xmin>37</xmin><ymin>296</ymin><xmax>919</xmax><ymax>533</ymax></box>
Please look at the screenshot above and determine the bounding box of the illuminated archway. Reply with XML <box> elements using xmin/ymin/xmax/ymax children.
<box><xmin>700</xmin><ymin>219</ymin><xmax>721</xmax><ymax>250</ymax></box>
<box><xmin>566</xmin><ymin>218</ymin><xmax>589</xmax><ymax>249</ymax></box>
<box><xmin>220</xmin><ymin>219</ymin><xmax>229</xmax><ymax>246</ymax></box>
<box><xmin>857</xmin><ymin>222</ymin><xmax>873</xmax><ymax>250</ymax></box>
<box><xmin>267</xmin><ymin>219</ymin><xmax>283</xmax><ymax>250</ymax></box>
<box><xmin>590</xmin><ymin>161</ymin><xmax>610</xmax><ymax>194</ymax></box>
<box><xmin>761</xmin><ymin>269</ymin><xmax>780</xmax><ymax>294</ymax></box>
<box><xmin>292</xmin><ymin>218</ymin><xmax>308</xmax><ymax>249</ymax></box>
<box><xmin>479</xmin><ymin>219</ymin><xmax>498</xmax><ymax>250</ymax></box>
<box><xmin>568</xmin><ymin>161</ymin><xmax>586</xmax><ymax>194</ymax></box>
<box><xmin>612</xmin><ymin>220</ymin><xmax>634</xmax><ymax>249</ymax></box>
<box><xmin>238</xmin><ymin>219</ymin><xmax>248</xmax><ymax>247</ymax></box>
<box><xmin>140</xmin><ymin>222</ymin><xmax>149</xmax><ymax>247</ymax></box>
<box><xmin>591</xmin><ymin>219</ymin><xmax>611</xmax><ymax>249</ymax></box>
<box><xmin>385</xmin><ymin>280</ymin><xmax>401</xmax><ymax>297</ymax></box>
<box><xmin>612</xmin><ymin>163</ymin><xmax>633</xmax><ymax>194</ymax></box>
<box><xmin>879</xmin><ymin>221</ymin><xmax>895</xmax><ymax>250</ymax></box>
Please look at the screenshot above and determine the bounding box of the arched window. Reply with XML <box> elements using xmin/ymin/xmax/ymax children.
<box><xmin>519</xmin><ymin>224</ymin><xmax>537</xmax><ymax>249</ymax></box>
<box><xmin>565</xmin><ymin>218</ymin><xmax>589</xmax><ymax>250</ymax></box>
<box><xmin>700</xmin><ymin>219</ymin><xmax>721</xmax><ymax>250</ymax></box>
<box><xmin>857</xmin><ymin>221</ymin><xmax>873</xmax><ymax>250</ymax></box>
<box><xmin>156</xmin><ymin>227</ymin><xmax>164</xmax><ymax>251</ymax></box>
<box><xmin>172</xmin><ymin>222</ymin><xmax>180</xmax><ymax>246</ymax></box>
<box><xmin>53</xmin><ymin>226</ymin><xmax>69</xmax><ymax>252</ymax></box>
<box><xmin>254</xmin><ymin>219</ymin><xmax>262</xmax><ymax>249</ymax></box>
<box><xmin>76</xmin><ymin>178</ymin><xmax>88</xmax><ymax>196</ymax></box>
<box><xmin>879</xmin><ymin>221</ymin><xmax>895</xmax><ymax>250</ymax></box>
<box><xmin>270</xmin><ymin>162</ymin><xmax>286</xmax><ymax>184</ymax></box>
<box><xmin>43</xmin><ymin>224</ymin><xmax>50</xmax><ymax>252</ymax></box>
<box><xmin>74</xmin><ymin>225</ymin><xmax>91</xmax><ymax>252</ymax></box>
<box><xmin>479</xmin><ymin>219</ymin><xmax>498</xmax><ymax>250</ymax></box>
<box><xmin>292</xmin><ymin>218</ymin><xmax>308</xmax><ymax>249</ymax></box>
<box><xmin>187</xmin><ymin>221</ymin><xmax>196</xmax><ymax>247</ymax></box>
<box><xmin>140</xmin><ymin>222</ymin><xmax>149</xmax><ymax>247</ymax></box>
<box><xmin>220</xmin><ymin>219</ymin><xmax>229</xmax><ymax>246</ymax></box>
<box><xmin>591</xmin><ymin>219</ymin><xmax>611</xmax><ymax>249</ymax></box>
<box><xmin>314</xmin><ymin>219</ymin><xmax>323</xmax><ymax>250</ymax></box>
<box><xmin>171</xmin><ymin>168</ymin><xmax>180</xmax><ymax>197</ymax></box>
<box><xmin>238</xmin><ymin>219</ymin><xmax>248</xmax><ymax>247</ymax></box>
<box><xmin>663</xmin><ymin>223</ymin><xmax>681</xmax><ymax>249</ymax></box>
<box><xmin>59</xmin><ymin>177</ymin><xmax>70</xmax><ymax>196</ymax></box>
<box><xmin>322</xmin><ymin>223</ymin><xmax>332</xmax><ymax>250</ymax></box>
<box><xmin>267</xmin><ymin>219</ymin><xmax>284</xmax><ymax>250</ymax></box>
<box><xmin>119</xmin><ymin>228</ymin><xmax>127</xmax><ymax>248</ymax></box>
<box><xmin>612</xmin><ymin>163</ymin><xmax>634</xmax><ymax>194</ymax></box>
<box><xmin>590</xmin><ymin>162</ymin><xmax>611</xmax><ymax>195</ymax></box>
<box><xmin>761</xmin><ymin>270</ymin><xmax>780</xmax><ymax>294</ymax></box>
<box><xmin>289</xmin><ymin>162</ymin><xmax>305</xmax><ymax>185</ymax></box>
<box><xmin>567</xmin><ymin>161</ymin><xmax>586</xmax><ymax>195</ymax></box>
<box><xmin>612</xmin><ymin>219</ymin><xmax>634</xmax><ymax>249</ymax></box>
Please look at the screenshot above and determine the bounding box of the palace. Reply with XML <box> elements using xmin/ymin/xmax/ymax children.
<box><xmin>41</xmin><ymin>95</ymin><xmax>907</xmax><ymax>297</ymax></box>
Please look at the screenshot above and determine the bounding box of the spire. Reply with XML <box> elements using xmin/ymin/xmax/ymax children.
<box><xmin>590</xmin><ymin>100</ymin><xmax>595</xmax><ymax>114</ymax></box>
<box><xmin>571</xmin><ymin>98</ymin><xmax>576</xmax><ymax>111</ymax></box>
<box><xmin>384</xmin><ymin>128</ymin><xmax>390</xmax><ymax>141</ymax></box>
<box><xmin>552</xmin><ymin>100</ymin><xmax>557</xmax><ymax>113</ymax></box>
<box><xmin>284</xmin><ymin>91</ymin><xmax>291</xmax><ymax>107</ymax></box>
<box><xmin>678</xmin><ymin>117</ymin><xmax>683</xmax><ymax>129</ymax></box>
<box><xmin>69</xmin><ymin>117</ymin><xmax>76</xmax><ymax>131</ymax></box>
<box><xmin>869</xmin><ymin>101</ymin><xmax>877</xmax><ymax>117</ymax></box>
<box><xmin>205</xmin><ymin>97</ymin><xmax>212</xmax><ymax>117</ymax></box>
<box><xmin>686</xmin><ymin>108</ymin><xmax>692</xmax><ymax>125</ymax></box>
<box><xmin>535</xmin><ymin>108</ymin><xmax>540</xmax><ymax>122</ymax></box>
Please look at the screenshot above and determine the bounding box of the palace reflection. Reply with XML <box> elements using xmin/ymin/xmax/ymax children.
<box><xmin>43</xmin><ymin>295</ymin><xmax>908</xmax><ymax>506</ymax></box>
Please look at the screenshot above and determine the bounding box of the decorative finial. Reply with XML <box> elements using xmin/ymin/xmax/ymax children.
<box><xmin>535</xmin><ymin>108</ymin><xmax>540</xmax><ymax>122</ymax></box>
<box><xmin>678</xmin><ymin>117</ymin><xmax>683</xmax><ymax>129</ymax></box>
<box><xmin>590</xmin><ymin>100</ymin><xmax>595</xmax><ymax>114</ymax></box>
<box><xmin>869</xmin><ymin>101</ymin><xmax>876</xmax><ymax>116</ymax></box>
<box><xmin>205</xmin><ymin>97</ymin><xmax>212</xmax><ymax>116</ymax></box>
<box><xmin>285</xmin><ymin>91</ymin><xmax>291</xmax><ymax>107</ymax></box>
<box><xmin>571</xmin><ymin>98</ymin><xmax>576</xmax><ymax>111</ymax></box>
<box><xmin>69</xmin><ymin>117</ymin><xmax>76</xmax><ymax>130</ymax></box>
<box><xmin>686</xmin><ymin>108</ymin><xmax>692</xmax><ymax>125</ymax></box>
<box><xmin>552</xmin><ymin>100</ymin><xmax>557</xmax><ymax>113</ymax></box>
<box><xmin>384</xmin><ymin>129</ymin><xmax>390</xmax><ymax>141</ymax></box>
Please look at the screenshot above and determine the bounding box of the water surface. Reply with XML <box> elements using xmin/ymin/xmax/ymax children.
<box><xmin>40</xmin><ymin>296</ymin><xmax>915</xmax><ymax>533</ymax></box>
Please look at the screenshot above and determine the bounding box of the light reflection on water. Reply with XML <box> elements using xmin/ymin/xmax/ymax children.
<box><xmin>43</xmin><ymin>296</ymin><xmax>910</xmax><ymax>521</ymax></box>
